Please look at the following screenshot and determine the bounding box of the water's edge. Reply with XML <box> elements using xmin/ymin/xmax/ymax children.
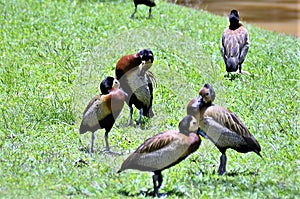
<box><xmin>170</xmin><ymin>0</ymin><xmax>299</xmax><ymax>37</ymax></box>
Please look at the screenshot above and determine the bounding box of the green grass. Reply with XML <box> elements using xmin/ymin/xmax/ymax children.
<box><xmin>0</xmin><ymin>0</ymin><xmax>299</xmax><ymax>198</ymax></box>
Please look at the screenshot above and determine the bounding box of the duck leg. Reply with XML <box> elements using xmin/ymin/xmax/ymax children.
<box><xmin>91</xmin><ymin>132</ymin><xmax>95</xmax><ymax>153</ymax></box>
<box><xmin>130</xmin><ymin>5</ymin><xmax>137</xmax><ymax>18</ymax></box>
<box><xmin>157</xmin><ymin>171</ymin><xmax>163</xmax><ymax>190</ymax></box>
<box><xmin>218</xmin><ymin>153</ymin><xmax>227</xmax><ymax>175</ymax></box>
<box><xmin>127</xmin><ymin>105</ymin><xmax>133</xmax><ymax>126</ymax></box>
<box><xmin>152</xmin><ymin>171</ymin><xmax>162</xmax><ymax>197</ymax></box>
<box><xmin>138</xmin><ymin>108</ymin><xmax>143</xmax><ymax>126</ymax></box>
<box><xmin>104</xmin><ymin>131</ymin><xmax>110</xmax><ymax>151</ymax></box>
<box><xmin>148</xmin><ymin>7</ymin><xmax>152</xmax><ymax>18</ymax></box>
<box><xmin>238</xmin><ymin>64</ymin><xmax>242</xmax><ymax>73</ymax></box>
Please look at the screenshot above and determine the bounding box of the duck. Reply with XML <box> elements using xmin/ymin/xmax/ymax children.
<box><xmin>115</xmin><ymin>49</ymin><xmax>155</xmax><ymax>126</ymax></box>
<box><xmin>79</xmin><ymin>77</ymin><xmax>126</xmax><ymax>153</ymax></box>
<box><xmin>118</xmin><ymin>115</ymin><xmax>203</xmax><ymax>197</ymax></box>
<box><xmin>221</xmin><ymin>10</ymin><xmax>250</xmax><ymax>75</ymax></box>
<box><xmin>187</xmin><ymin>83</ymin><xmax>261</xmax><ymax>175</ymax></box>
<box><xmin>131</xmin><ymin>0</ymin><xmax>156</xmax><ymax>18</ymax></box>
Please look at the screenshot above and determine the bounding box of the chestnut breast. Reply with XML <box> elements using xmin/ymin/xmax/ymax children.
<box><xmin>115</xmin><ymin>54</ymin><xmax>141</xmax><ymax>78</ymax></box>
<box><xmin>103</xmin><ymin>88</ymin><xmax>126</xmax><ymax>113</ymax></box>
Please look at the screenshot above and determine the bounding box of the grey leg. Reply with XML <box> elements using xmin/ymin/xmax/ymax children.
<box><xmin>127</xmin><ymin>105</ymin><xmax>133</xmax><ymax>126</ymax></box>
<box><xmin>104</xmin><ymin>131</ymin><xmax>110</xmax><ymax>151</ymax></box>
<box><xmin>148</xmin><ymin>7</ymin><xmax>152</xmax><ymax>18</ymax></box>
<box><xmin>130</xmin><ymin>6</ymin><xmax>137</xmax><ymax>18</ymax></box>
<box><xmin>152</xmin><ymin>174</ymin><xmax>159</xmax><ymax>197</ymax></box>
<box><xmin>138</xmin><ymin>108</ymin><xmax>143</xmax><ymax>126</ymax></box>
<box><xmin>239</xmin><ymin>64</ymin><xmax>242</xmax><ymax>73</ymax></box>
<box><xmin>152</xmin><ymin>171</ymin><xmax>162</xmax><ymax>197</ymax></box>
<box><xmin>157</xmin><ymin>173</ymin><xmax>163</xmax><ymax>189</ymax></box>
<box><xmin>218</xmin><ymin>153</ymin><xmax>227</xmax><ymax>175</ymax></box>
<box><xmin>91</xmin><ymin>132</ymin><xmax>95</xmax><ymax>153</ymax></box>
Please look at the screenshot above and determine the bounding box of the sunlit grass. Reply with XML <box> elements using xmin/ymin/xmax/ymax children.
<box><xmin>0</xmin><ymin>0</ymin><xmax>299</xmax><ymax>198</ymax></box>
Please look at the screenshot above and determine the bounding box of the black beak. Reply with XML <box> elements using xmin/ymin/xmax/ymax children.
<box><xmin>197</xmin><ymin>128</ymin><xmax>207</xmax><ymax>139</ymax></box>
<box><xmin>197</xmin><ymin>96</ymin><xmax>203</xmax><ymax>106</ymax></box>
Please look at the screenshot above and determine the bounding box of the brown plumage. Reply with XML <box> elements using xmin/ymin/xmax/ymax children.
<box><xmin>221</xmin><ymin>10</ymin><xmax>250</xmax><ymax>75</ymax></box>
<box><xmin>187</xmin><ymin>83</ymin><xmax>261</xmax><ymax>175</ymax></box>
<box><xmin>115</xmin><ymin>49</ymin><xmax>155</xmax><ymax>126</ymax></box>
<box><xmin>131</xmin><ymin>0</ymin><xmax>156</xmax><ymax>18</ymax></box>
<box><xmin>79</xmin><ymin>77</ymin><xmax>126</xmax><ymax>153</ymax></box>
<box><xmin>118</xmin><ymin>115</ymin><xmax>202</xmax><ymax>197</ymax></box>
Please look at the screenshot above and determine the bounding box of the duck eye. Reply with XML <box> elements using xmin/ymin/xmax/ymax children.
<box><xmin>205</xmin><ymin>93</ymin><xmax>209</xmax><ymax>96</ymax></box>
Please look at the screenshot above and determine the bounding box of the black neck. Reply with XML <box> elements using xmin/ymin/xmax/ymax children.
<box><xmin>199</xmin><ymin>102</ymin><xmax>212</xmax><ymax>110</ymax></box>
<box><xmin>229</xmin><ymin>22</ymin><xmax>241</xmax><ymax>30</ymax></box>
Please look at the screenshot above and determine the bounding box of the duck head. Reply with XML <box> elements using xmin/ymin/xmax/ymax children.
<box><xmin>229</xmin><ymin>10</ymin><xmax>240</xmax><ymax>29</ymax></box>
<box><xmin>197</xmin><ymin>83</ymin><xmax>215</xmax><ymax>106</ymax></box>
<box><xmin>100</xmin><ymin>76</ymin><xmax>120</xmax><ymax>94</ymax></box>
<box><xmin>138</xmin><ymin>49</ymin><xmax>154</xmax><ymax>72</ymax></box>
<box><xmin>178</xmin><ymin>115</ymin><xmax>199</xmax><ymax>135</ymax></box>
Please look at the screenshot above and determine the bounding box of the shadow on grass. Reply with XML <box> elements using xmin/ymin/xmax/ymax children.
<box><xmin>130</xmin><ymin>16</ymin><xmax>155</xmax><ymax>20</ymax></box>
<box><xmin>206</xmin><ymin>167</ymin><xmax>260</xmax><ymax>177</ymax></box>
<box><xmin>226</xmin><ymin>169</ymin><xmax>259</xmax><ymax>177</ymax></box>
<box><xmin>224</xmin><ymin>73</ymin><xmax>241</xmax><ymax>81</ymax></box>
<box><xmin>118</xmin><ymin>188</ymin><xmax>185</xmax><ymax>198</ymax></box>
<box><xmin>78</xmin><ymin>146</ymin><xmax>124</xmax><ymax>156</ymax></box>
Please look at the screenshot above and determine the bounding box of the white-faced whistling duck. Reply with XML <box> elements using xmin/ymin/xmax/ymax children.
<box><xmin>115</xmin><ymin>49</ymin><xmax>155</xmax><ymax>126</ymax></box>
<box><xmin>187</xmin><ymin>83</ymin><xmax>262</xmax><ymax>175</ymax></box>
<box><xmin>221</xmin><ymin>10</ymin><xmax>250</xmax><ymax>75</ymax></box>
<box><xmin>131</xmin><ymin>0</ymin><xmax>156</xmax><ymax>18</ymax></box>
<box><xmin>79</xmin><ymin>77</ymin><xmax>126</xmax><ymax>153</ymax></box>
<box><xmin>118</xmin><ymin>115</ymin><xmax>202</xmax><ymax>197</ymax></box>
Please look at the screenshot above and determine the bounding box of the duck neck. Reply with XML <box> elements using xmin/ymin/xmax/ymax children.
<box><xmin>200</xmin><ymin>101</ymin><xmax>212</xmax><ymax>109</ymax></box>
<box><xmin>183</xmin><ymin>130</ymin><xmax>191</xmax><ymax>135</ymax></box>
<box><xmin>229</xmin><ymin>22</ymin><xmax>241</xmax><ymax>30</ymax></box>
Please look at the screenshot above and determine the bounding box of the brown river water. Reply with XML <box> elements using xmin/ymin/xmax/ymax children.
<box><xmin>170</xmin><ymin>0</ymin><xmax>300</xmax><ymax>37</ymax></box>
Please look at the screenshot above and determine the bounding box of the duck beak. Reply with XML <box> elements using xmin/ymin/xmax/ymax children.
<box><xmin>197</xmin><ymin>128</ymin><xmax>207</xmax><ymax>139</ymax></box>
<box><xmin>146</xmin><ymin>59</ymin><xmax>153</xmax><ymax>64</ymax></box>
<box><xmin>197</xmin><ymin>96</ymin><xmax>203</xmax><ymax>106</ymax></box>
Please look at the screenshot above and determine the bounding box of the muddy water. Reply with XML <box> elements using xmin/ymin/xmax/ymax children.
<box><xmin>171</xmin><ymin>0</ymin><xmax>300</xmax><ymax>37</ymax></box>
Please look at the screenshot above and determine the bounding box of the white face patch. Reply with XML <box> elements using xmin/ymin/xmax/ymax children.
<box><xmin>113</xmin><ymin>79</ymin><xmax>120</xmax><ymax>88</ymax></box>
<box><xmin>189</xmin><ymin>117</ymin><xmax>198</xmax><ymax>132</ymax></box>
<box><xmin>190</xmin><ymin>99</ymin><xmax>200</xmax><ymax>108</ymax></box>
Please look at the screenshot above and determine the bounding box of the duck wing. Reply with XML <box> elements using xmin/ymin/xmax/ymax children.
<box><xmin>80</xmin><ymin>95</ymin><xmax>110</xmax><ymax>132</ymax></box>
<box><xmin>203</xmin><ymin>105</ymin><xmax>261</xmax><ymax>154</ymax></box>
<box><xmin>204</xmin><ymin>105</ymin><xmax>251</xmax><ymax>137</ymax></box>
<box><xmin>118</xmin><ymin>130</ymin><xmax>187</xmax><ymax>172</ymax></box>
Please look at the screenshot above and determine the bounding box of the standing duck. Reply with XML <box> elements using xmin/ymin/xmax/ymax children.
<box><xmin>118</xmin><ymin>115</ymin><xmax>202</xmax><ymax>197</ymax></box>
<box><xmin>79</xmin><ymin>77</ymin><xmax>126</xmax><ymax>153</ymax></box>
<box><xmin>221</xmin><ymin>10</ymin><xmax>250</xmax><ymax>75</ymax></box>
<box><xmin>131</xmin><ymin>0</ymin><xmax>156</xmax><ymax>18</ymax></box>
<box><xmin>187</xmin><ymin>83</ymin><xmax>261</xmax><ymax>175</ymax></box>
<box><xmin>115</xmin><ymin>49</ymin><xmax>155</xmax><ymax>126</ymax></box>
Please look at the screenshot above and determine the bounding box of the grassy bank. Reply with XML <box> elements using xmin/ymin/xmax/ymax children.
<box><xmin>0</xmin><ymin>0</ymin><xmax>299</xmax><ymax>198</ymax></box>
